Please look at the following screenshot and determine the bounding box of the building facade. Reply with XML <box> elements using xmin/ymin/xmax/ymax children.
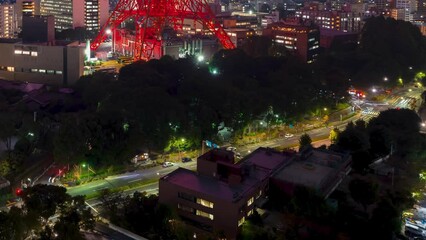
<box><xmin>15</xmin><ymin>0</ymin><xmax>41</xmax><ymax>31</ymax></box>
<box><xmin>159</xmin><ymin>148</ymin><xmax>292</xmax><ymax>239</ymax></box>
<box><xmin>295</xmin><ymin>10</ymin><xmax>364</xmax><ymax>32</ymax></box>
<box><xmin>40</xmin><ymin>0</ymin><xmax>108</xmax><ymax>31</ymax></box>
<box><xmin>0</xmin><ymin>39</ymin><xmax>85</xmax><ymax>85</ymax></box>
<box><xmin>0</xmin><ymin>4</ymin><xmax>16</xmax><ymax>38</ymax></box>
<box><xmin>263</xmin><ymin>21</ymin><xmax>320</xmax><ymax>63</ymax></box>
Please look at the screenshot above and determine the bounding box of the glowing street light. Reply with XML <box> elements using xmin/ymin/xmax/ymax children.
<box><xmin>384</xmin><ymin>77</ymin><xmax>388</xmax><ymax>81</ymax></box>
<box><xmin>372</xmin><ymin>88</ymin><xmax>377</xmax><ymax>93</ymax></box>
<box><xmin>105</xmin><ymin>29</ymin><xmax>112</xmax><ymax>35</ymax></box>
<box><xmin>197</xmin><ymin>55</ymin><xmax>205</xmax><ymax>62</ymax></box>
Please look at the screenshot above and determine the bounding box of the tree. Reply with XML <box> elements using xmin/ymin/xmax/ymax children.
<box><xmin>299</xmin><ymin>133</ymin><xmax>312</xmax><ymax>150</ymax></box>
<box><xmin>351</xmin><ymin>150</ymin><xmax>373</xmax><ymax>172</ymax></box>
<box><xmin>329</xmin><ymin>127</ymin><xmax>340</xmax><ymax>144</ymax></box>
<box><xmin>23</xmin><ymin>185</ymin><xmax>69</xmax><ymax>221</ymax></box>
<box><xmin>349</xmin><ymin>178</ymin><xmax>378</xmax><ymax>211</ymax></box>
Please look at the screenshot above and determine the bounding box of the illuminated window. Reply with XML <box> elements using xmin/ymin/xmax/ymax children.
<box><xmin>31</xmin><ymin>52</ymin><xmax>38</xmax><ymax>57</ymax></box>
<box><xmin>22</xmin><ymin>51</ymin><xmax>30</xmax><ymax>55</ymax></box>
<box><xmin>47</xmin><ymin>70</ymin><xmax>54</xmax><ymax>74</ymax></box>
<box><xmin>196</xmin><ymin>210</ymin><xmax>214</xmax><ymax>220</ymax></box>
<box><xmin>197</xmin><ymin>198</ymin><xmax>214</xmax><ymax>208</ymax></box>
<box><xmin>56</xmin><ymin>71</ymin><xmax>63</xmax><ymax>75</ymax></box>
<box><xmin>39</xmin><ymin>69</ymin><xmax>46</xmax><ymax>73</ymax></box>
<box><xmin>238</xmin><ymin>216</ymin><xmax>245</xmax><ymax>226</ymax></box>
<box><xmin>31</xmin><ymin>69</ymin><xmax>38</xmax><ymax>73</ymax></box>
<box><xmin>247</xmin><ymin>197</ymin><xmax>254</xmax><ymax>206</ymax></box>
<box><xmin>247</xmin><ymin>209</ymin><xmax>253</xmax><ymax>216</ymax></box>
<box><xmin>7</xmin><ymin>67</ymin><xmax>14</xmax><ymax>72</ymax></box>
<box><xmin>14</xmin><ymin>50</ymin><xmax>22</xmax><ymax>55</ymax></box>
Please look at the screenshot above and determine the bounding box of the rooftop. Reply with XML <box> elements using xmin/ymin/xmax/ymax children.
<box><xmin>163</xmin><ymin>147</ymin><xmax>293</xmax><ymax>202</ymax></box>
<box><xmin>272</xmin><ymin>148</ymin><xmax>351</xmax><ymax>192</ymax></box>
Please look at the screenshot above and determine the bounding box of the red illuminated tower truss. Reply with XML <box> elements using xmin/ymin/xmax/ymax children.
<box><xmin>91</xmin><ymin>0</ymin><xmax>235</xmax><ymax>60</ymax></box>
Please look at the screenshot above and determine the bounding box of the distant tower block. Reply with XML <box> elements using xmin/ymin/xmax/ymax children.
<box><xmin>90</xmin><ymin>0</ymin><xmax>235</xmax><ymax>61</ymax></box>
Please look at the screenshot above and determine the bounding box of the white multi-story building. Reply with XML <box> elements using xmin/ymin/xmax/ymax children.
<box><xmin>40</xmin><ymin>0</ymin><xmax>108</xmax><ymax>31</ymax></box>
<box><xmin>0</xmin><ymin>4</ymin><xmax>16</xmax><ymax>38</ymax></box>
<box><xmin>0</xmin><ymin>39</ymin><xmax>85</xmax><ymax>85</ymax></box>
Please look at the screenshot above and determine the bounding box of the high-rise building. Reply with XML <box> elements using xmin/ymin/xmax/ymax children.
<box><xmin>40</xmin><ymin>0</ymin><xmax>108</xmax><ymax>31</ymax></box>
<box><xmin>0</xmin><ymin>4</ymin><xmax>16</xmax><ymax>38</ymax></box>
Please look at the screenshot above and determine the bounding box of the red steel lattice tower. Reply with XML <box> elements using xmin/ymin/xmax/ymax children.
<box><xmin>91</xmin><ymin>0</ymin><xmax>235</xmax><ymax>60</ymax></box>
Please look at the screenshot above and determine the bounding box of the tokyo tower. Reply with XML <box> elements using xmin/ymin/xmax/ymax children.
<box><xmin>90</xmin><ymin>0</ymin><xmax>235</xmax><ymax>60</ymax></box>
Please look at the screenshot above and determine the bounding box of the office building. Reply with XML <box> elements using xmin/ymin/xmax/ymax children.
<box><xmin>159</xmin><ymin>148</ymin><xmax>293</xmax><ymax>239</ymax></box>
<box><xmin>263</xmin><ymin>21</ymin><xmax>320</xmax><ymax>63</ymax></box>
<box><xmin>0</xmin><ymin>39</ymin><xmax>85</xmax><ymax>85</ymax></box>
<box><xmin>0</xmin><ymin>4</ymin><xmax>16</xmax><ymax>38</ymax></box>
<box><xmin>22</xmin><ymin>15</ymin><xmax>54</xmax><ymax>43</ymax></box>
<box><xmin>40</xmin><ymin>0</ymin><xmax>108</xmax><ymax>31</ymax></box>
<box><xmin>295</xmin><ymin>10</ymin><xmax>364</xmax><ymax>32</ymax></box>
<box><xmin>160</xmin><ymin>146</ymin><xmax>352</xmax><ymax>239</ymax></box>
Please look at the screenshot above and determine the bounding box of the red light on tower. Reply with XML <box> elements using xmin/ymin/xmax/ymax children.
<box><xmin>90</xmin><ymin>0</ymin><xmax>235</xmax><ymax>61</ymax></box>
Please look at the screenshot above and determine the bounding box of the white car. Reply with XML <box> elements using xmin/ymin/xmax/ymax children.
<box><xmin>226</xmin><ymin>146</ymin><xmax>237</xmax><ymax>152</ymax></box>
<box><xmin>284</xmin><ymin>133</ymin><xmax>294</xmax><ymax>138</ymax></box>
<box><xmin>162</xmin><ymin>162</ymin><xmax>174</xmax><ymax>168</ymax></box>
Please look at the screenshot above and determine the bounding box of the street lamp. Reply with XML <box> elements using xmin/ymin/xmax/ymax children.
<box><xmin>197</xmin><ymin>55</ymin><xmax>205</xmax><ymax>62</ymax></box>
<box><xmin>384</xmin><ymin>77</ymin><xmax>388</xmax><ymax>82</ymax></box>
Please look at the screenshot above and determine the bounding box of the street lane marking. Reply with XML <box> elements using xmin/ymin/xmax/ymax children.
<box><xmin>129</xmin><ymin>179</ymin><xmax>141</xmax><ymax>183</ymax></box>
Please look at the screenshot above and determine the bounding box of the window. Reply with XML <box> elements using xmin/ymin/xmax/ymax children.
<box><xmin>31</xmin><ymin>69</ymin><xmax>38</xmax><ymax>73</ymax></box>
<box><xmin>39</xmin><ymin>69</ymin><xmax>46</xmax><ymax>73</ymax></box>
<box><xmin>238</xmin><ymin>216</ymin><xmax>245</xmax><ymax>226</ymax></box>
<box><xmin>31</xmin><ymin>52</ymin><xmax>38</xmax><ymax>57</ymax></box>
<box><xmin>178</xmin><ymin>192</ymin><xmax>195</xmax><ymax>202</ymax></box>
<box><xmin>196</xmin><ymin>210</ymin><xmax>214</xmax><ymax>220</ymax></box>
<box><xmin>56</xmin><ymin>71</ymin><xmax>63</xmax><ymax>75</ymax></box>
<box><xmin>47</xmin><ymin>70</ymin><xmax>54</xmax><ymax>74</ymax></box>
<box><xmin>247</xmin><ymin>209</ymin><xmax>253</xmax><ymax>216</ymax></box>
<box><xmin>247</xmin><ymin>197</ymin><xmax>254</xmax><ymax>206</ymax></box>
<box><xmin>178</xmin><ymin>204</ymin><xmax>194</xmax><ymax>214</ymax></box>
<box><xmin>197</xmin><ymin>198</ymin><xmax>214</xmax><ymax>208</ymax></box>
<box><xmin>6</xmin><ymin>67</ymin><xmax>14</xmax><ymax>72</ymax></box>
<box><xmin>22</xmin><ymin>51</ymin><xmax>30</xmax><ymax>55</ymax></box>
<box><xmin>14</xmin><ymin>49</ymin><xmax>22</xmax><ymax>55</ymax></box>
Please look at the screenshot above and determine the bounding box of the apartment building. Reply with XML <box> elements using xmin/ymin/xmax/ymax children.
<box><xmin>0</xmin><ymin>4</ymin><xmax>16</xmax><ymax>38</ymax></box>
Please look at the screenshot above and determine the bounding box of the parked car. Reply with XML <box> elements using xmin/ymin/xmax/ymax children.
<box><xmin>162</xmin><ymin>162</ymin><xmax>174</xmax><ymax>168</ymax></box>
<box><xmin>181</xmin><ymin>157</ymin><xmax>192</xmax><ymax>163</ymax></box>
<box><xmin>284</xmin><ymin>133</ymin><xmax>294</xmax><ymax>138</ymax></box>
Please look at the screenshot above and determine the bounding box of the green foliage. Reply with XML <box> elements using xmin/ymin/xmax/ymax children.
<box><xmin>329</xmin><ymin>127</ymin><xmax>340</xmax><ymax>144</ymax></box>
<box><xmin>299</xmin><ymin>133</ymin><xmax>312</xmax><ymax>150</ymax></box>
<box><xmin>349</xmin><ymin>178</ymin><xmax>378</xmax><ymax>211</ymax></box>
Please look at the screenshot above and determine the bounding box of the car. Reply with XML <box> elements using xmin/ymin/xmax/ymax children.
<box><xmin>226</xmin><ymin>146</ymin><xmax>237</xmax><ymax>152</ymax></box>
<box><xmin>162</xmin><ymin>162</ymin><xmax>174</xmax><ymax>168</ymax></box>
<box><xmin>181</xmin><ymin>157</ymin><xmax>192</xmax><ymax>163</ymax></box>
<box><xmin>235</xmin><ymin>152</ymin><xmax>242</xmax><ymax>159</ymax></box>
<box><xmin>284</xmin><ymin>133</ymin><xmax>294</xmax><ymax>138</ymax></box>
